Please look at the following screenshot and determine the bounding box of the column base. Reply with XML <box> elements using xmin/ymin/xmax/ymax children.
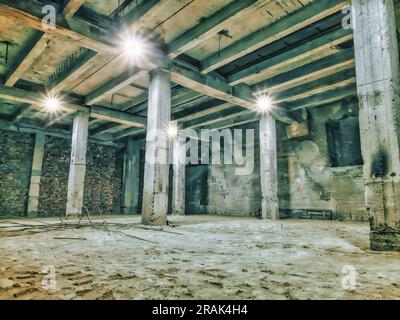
<box><xmin>123</xmin><ymin>208</ymin><xmax>140</xmax><ymax>215</ymax></box>
<box><xmin>370</xmin><ymin>231</ymin><xmax>400</xmax><ymax>251</ymax></box>
<box><xmin>26</xmin><ymin>212</ymin><xmax>37</xmax><ymax>218</ymax></box>
<box><xmin>64</xmin><ymin>214</ymin><xmax>81</xmax><ymax>220</ymax></box>
<box><xmin>141</xmin><ymin>216</ymin><xmax>168</xmax><ymax>226</ymax></box>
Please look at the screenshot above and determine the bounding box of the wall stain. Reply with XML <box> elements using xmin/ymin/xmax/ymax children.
<box><xmin>371</xmin><ymin>149</ymin><xmax>388</xmax><ymax>178</ymax></box>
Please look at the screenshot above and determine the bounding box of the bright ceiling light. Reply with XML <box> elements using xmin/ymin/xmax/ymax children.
<box><xmin>119</xmin><ymin>32</ymin><xmax>149</xmax><ymax>64</ymax></box>
<box><xmin>44</xmin><ymin>96</ymin><xmax>61</xmax><ymax>112</ymax></box>
<box><xmin>256</xmin><ymin>95</ymin><xmax>274</xmax><ymax>113</ymax></box>
<box><xmin>167</xmin><ymin>123</ymin><xmax>178</xmax><ymax>138</ymax></box>
<box><xmin>122</xmin><ymin>37</ymin><xmax>145</xmax><ymax>57</ymax></box>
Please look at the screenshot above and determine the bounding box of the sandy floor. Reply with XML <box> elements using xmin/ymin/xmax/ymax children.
<box><xmin>0</xmin><ymin>215</ymin><xmax>399</xmax><ymax>300</ymax></box>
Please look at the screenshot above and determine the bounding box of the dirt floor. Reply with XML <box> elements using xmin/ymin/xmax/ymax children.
<box><xmin>0</xmin><ymin>215</ymin><xmax>399</xmax><ymax>300</ymax></box>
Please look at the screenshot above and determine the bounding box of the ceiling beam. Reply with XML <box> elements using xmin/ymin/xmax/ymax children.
<box><xmin>113</xmin><ymin>127</ymin><xmax>146</xmax><ymax>140</ymax></box>
<box><xmin>285</xmin><ymin>84</ymin><xmax>357</xmax><ymax>111</ymax></box>
<box><xmin>111</xmin><ymin>69</ymin><xmax>356</xmax><ymax>134</ymax></box>
<box><xmin>0</xmin><ymin>85</ymin><xmax>146</xmax><ymax>128</ymax></box>
<box><xmin>274</xmin><ymin>69</ymin><xmax>356</xmax><ymax>103</ymax></box>
<box><xmin>0</xmin><ymin>1</ymin><xmax>112</xmax><ymax>52</ymax></box>
<box><xmin>202</xmin><ymin>112</ymin><xmax>257</xmax><ymax>131</ymax></box>
<box><xmin>90</xmin><ymin>122</ymin><xmax>121</xmax><ymax>135</ymax></box>
<box><xmin>85</xmin><ymin>69</ymin><xmax>146</xmax><ymax>105</ymax></box>
<box><xmin>120</xmin><ymin>87</ymin><xmax>185</xmax><ymax>114</ymax></box>
<box><xmin>170</xmin><ymin>62</ymin><xmax>253</xmax><ymax>107</ymax></box>
<box><xmin>0</xmin><ymin>0</ymin><xmax>163</xmax><ymax>94</ymax></box>
<box><xmin>49</xmin><ymin>49</ymin><xmax>97</xmax><ymax>92</ymax></box>
<box><xmin>200</xmin><ymin>0</ymin><xmax>349</xmax><ymax>74</ymax></box>
<box><xmin>94</xmin><ymin>1</ymin><xmax>352</xmax><ymax>111</ymax></box>
<box><xmin>227</xmin><ymin>27</ymin><xmax>353</xmax><ymax>85</ymax></box>
<box><xmin>175</xmin><ymin>101</ymin><xmax>233</xmax><ymax>122</ymax></box>
<box><xmin>184</xmin><ymin>68</ymin><xmax>357</xmax><ymax>130</ymax></box>
<box><xmin>168</xmin><ymin>0</ymin><xmax>258</xmax><ymax>59</ymax></box>
<box><xmin>119</xmin><ymin>92</ymin><xmax>149</xmax><ymax>112</ymax></box>
<box><xmin>170</xmin><ymin>62</ymin><xmax>297</xmax><ymax>125</ymax></box>
<box><xmin>0</xmin><ymin>0</ymin><xmax>299</xmax><ymax>127</ymax></box>
<box><xmin>109</xmin><ymin>0</ymin><xmax>135</xmax><ymax>20</ymax></box>
<box><xmin>0</xmin><ymin>117</ymin><xmax>123</xmax><ymax>147</ymax></box>
<box><xmin>43</xmin><ymin>110</ymin><xmax>74</xmax><ymax>128</ymax></box>
<box><xmin>122</xmin><ymin>0</ymin><xmax>163</xmax><ymax>26</ymax></box>
<box><xmin>128</xmin><ymin>56</ymin><xmax>353</xmax><ymax>127</ymax></box>
<box><xmin>5</xmin><ymin>32</ymin><xmax>52</xmax><ymax>87</ymax></box>
<box><xmin>113</xmin><ymin>98</ymin><xmax>228</xmax><ymax>136</ymax></box>
<box><xmin>203</xmin><ymin>84</ymin><xmax>357</xmax><ymax>130</ymax></box>
<box><xmin>90</xmin><ymin>105</ymin><xmax>146</xmax><ymax>127</ymax></box>
<box><xmin>133</xmin><ymin>87</ymin><xmax>206</xmax><ymax>116</ymax></box>
<box><xmin>184</xmin><ymin>106</ymin><xmax>246</xmax><ymax>129</ymax></box>
<box><xmin>83</xmin><ymin>0</ymin><xmax>261</xmax><ymax>106</ymax></box>
<box><xmin>9</xmin><ymin>104</ymin><xmax>32</xmax><ymax>122</ymax></box>
<box><xmin>252</xmin><ymin>50</ymin><xmax>355</xmax><ymax>95</ymax></box>
<box><xmin>63</xmin><ymin>0</ymin><xmax>86</xmax><ymax>17</ymax></box>
<box><xmin>171</xmin><ymin>95</ymin><xmax>213</xmax><ymax>115</ymax></box>
<box><xmin>0</xmin><ymin>85</ymin><xmax>85</xmax><ymax>112</ymax></box>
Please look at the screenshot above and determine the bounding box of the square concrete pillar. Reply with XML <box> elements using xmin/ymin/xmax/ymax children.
<box><xmin>142</xmin><ymin>68</ymin><xmax>171</xmax><ymax>226</ymax></box>
<box><xmin>66</xmin><ymin>111</ymin><xmax>89</xmax><ymax>217</ymax></box>
<box><xmin>122</xmin><ymin>138</ymin><xmax>141</xmax><ymax>214</ymax></box>
<box><xmin>27</xmin><ymin>133</ymin><xmax>45</xmax><ymax>217</ymax></box>
<box><xmin>353</xmin><ymin>0</ymin><xmax>400</xmax><ymax>250</ymax></box>
<box><xmin>260</xmin><ymin>113</ymin><xmax>279</xmax><ymax>220</ymax></box>
<box><xmin>171</xmin><ymin>127</ymin><xmax>186</xmax><ymax>216</ymax></box>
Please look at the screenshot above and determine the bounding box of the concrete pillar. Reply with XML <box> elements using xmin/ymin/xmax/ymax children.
<box><xmin>259</xmin><ymin>113</ymin><xmax>279</xmax><ymax>220</ymax></box>
<box><xmin>171</xmin><ymin>129</ymin><xmax>186</xmax><ymax>215</ymax></box>
<box><xmin>122</xmin><ymin>138</ymin><xmax>141</xmax><ymax>214</ymax></box>
<box><xmin>27</xmin><ymin>133</ymin><xmax>45</xmax><ymax>217</ymax></box>
<box><xmin>66</xmin><ymin>111</ymin><xmax>89</xmax><ymax>217</ymax></box>
<box><xmin>142</xmin><ymin>68</ymin><xmax>171</xmax><ymax>225</ymax></box>
<box><xmin>353</xmin><ymin>0</ymin><xmax>400</xmax><ymax>251</ymax></box>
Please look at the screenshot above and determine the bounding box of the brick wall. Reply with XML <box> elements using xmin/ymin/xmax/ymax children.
<box><xmin>38</xmin><ymin>136</ymin><xmax>124</xmax><ymax>216</ymax></box>
<box><xmin>37</xmin><ymin>136</ymin><xmax>70</xmax><ymax>216</ymax></box>
<box><xmin>0</xmin><ymin>131</ymin><xmax>34</xmax><ymax>217</ymax></box>
<box><xmin>0</xmin><ymin>131</ymin><xmax>124</xmax><ymax>217</ymax></box>
<box><xmin>83</xmin><ymin>143</ymin><xmax>123</xmax><ymax>215</ymax></box>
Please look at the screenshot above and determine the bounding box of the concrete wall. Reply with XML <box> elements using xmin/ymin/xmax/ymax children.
<box><xmin>0</xmin><ymin>131</ymin><xmax>124</xmax><ymax>217</ymax></box>
<box><xmin>207</xmin><ymin>162</ymin><xmax>261</xmax><ymax>217</ymax></box>
<box><xmin>280</xmin><ymin>101</ymin><xmax>367</xmax><ymax>221</ymax></box>
<box><xmin>198</xmin><ymin>100</ymin><xmax>368</xmax><ymax>221</ymax></box>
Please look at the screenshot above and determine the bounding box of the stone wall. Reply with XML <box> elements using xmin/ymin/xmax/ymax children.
<box><xmin>0</xmin><ymin>131</ymin><xmax>34</xmax><ymax>216</ymax></box>
<box><xmin>0</xmin><ymin>131</ymin><xmax>124</xmax><ymax>217</ymax></box>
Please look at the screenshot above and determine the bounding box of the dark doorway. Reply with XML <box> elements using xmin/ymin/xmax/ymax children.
<box><xmin>326</xmin><ymin>117</ymin><xmax>364</xmax><ymax>167</ymax></box>
<box><xmin>185</xmin><ymin>165</ymin><xmax>209</xmax><ymax>215</ymax></box>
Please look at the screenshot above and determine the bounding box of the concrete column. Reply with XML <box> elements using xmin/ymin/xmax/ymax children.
<box><xmin>27</xmin><ymin>133</ymin><xmax>45</xmax><ymax>217</ymax></box>
<box><xmin>353</xmin><ymin>0</ymin><xmax>400</xmax><ymax>251</ymax></box>
<box><xmin>66</xmin><ymin>111</ymin><xmax>89</xmax><ymax>217</ymax></box>
<box><xmin>122</xmin><ymin>138</ymin><xmax>141</xmax><ymax>214</ymax></box>
<box><xmin>142</xmin><ymin>68</ymin><xmax>171</xmax><ymax>225</ymax></box>
<box><xmin>260</xmin><ymin>113</ymin><xmax>279</xmax><ymax>220</ymax></box>
<box><xmin>171</xmin><ymin>130</ymin><xmax>186</xmax><ymax>215</ymax></box>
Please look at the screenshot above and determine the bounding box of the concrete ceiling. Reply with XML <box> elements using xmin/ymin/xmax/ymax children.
<box><xmin>0</xmin><ymin>0</ymin><xmax>381</xmax><ymax>143</ymax></box>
